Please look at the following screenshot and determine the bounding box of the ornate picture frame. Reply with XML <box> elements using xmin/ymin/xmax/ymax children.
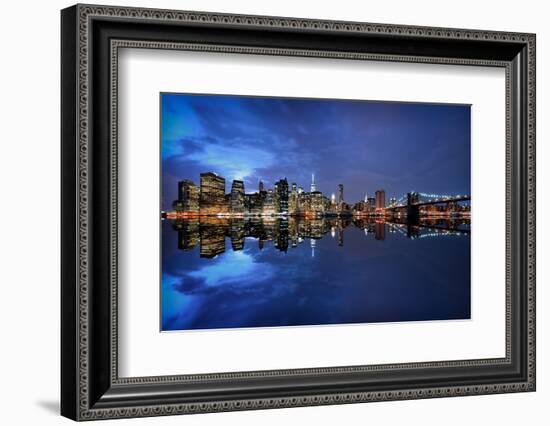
<box><xmin>61</xmin><ymin>4</ymin><xmax>535</xmax><ymax>421</ymax></box>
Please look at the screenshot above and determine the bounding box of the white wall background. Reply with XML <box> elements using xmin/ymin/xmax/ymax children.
<box><xmin>0</xmin><ymin>0</ymin><xmax>546</xmax><ymax>424</ymax></box>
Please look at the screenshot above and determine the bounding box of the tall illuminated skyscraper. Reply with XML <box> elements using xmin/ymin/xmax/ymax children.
<box><xmin>175</xmin><ymin>179</ymin><xmax>200</xmax><ymax>213</ymax></box>
<box><xmin>375</xmin><ymin>190</ymin><xmax>386</xmax><ymax>209</ymax></box>
<box><xmin>230</xmin><ymin>180</ymin><xmax>245</xmax><ymax>213</ymax></box>
<box><xmin>275</xmin><ymin>178</ymin><xmax>289</xmax><ymax>215</ymax></box>
<box><xmin>310</xmin><ymin>173</ymin><xmax>316</xmax><ymax>192</ymax></box>
<box><xmin>289</xmin><ymin>182</ymin><xmax>298</xmax><ymax>215</ymax></box>
<box><xmin>199</xmin><ymin>172</ymin><xmax>226</xmax><ymax>215</ymax></box>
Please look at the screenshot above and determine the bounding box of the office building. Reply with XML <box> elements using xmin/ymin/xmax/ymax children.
<box><xmin>275</xmin><ymin>178</ymin><xmax>289</xmax><ymax>215</ymax></box>
<box><xmin>230</xmin><ymin>180</ymin><xmax>245</xmax><ymax>213</ymax></box>
<box><xmin>175</xmin><ymin>179</ymin><xmax>199</xmax><ymax>213</ymax></box>
<box><xmin>200</xmin><ymin>172</ymin><xmax>226</xmax><ymax>215</ymax></box>
<box><xmin>375</xmin><ymin>189</ymin><xmax>386</xmax><ymax>210</ymax></box>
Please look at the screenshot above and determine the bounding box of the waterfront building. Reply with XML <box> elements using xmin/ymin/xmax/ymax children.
<box><xmin>289</xmin><ymin>182</ymin><xmax>298</xmax><ymax>215</ymax></box>
<box><xmin>263</xmin><ymin>189</ymin><xmax>277</xmax><ymax>216</ymax></box>
<box><xmin>174</xmin><ymin>179</ymin><xmax>200</xmax><ymax>213</ymax></box>
<box><xmin>340</xmin><ymin>202</ymin><xmax>353</xmax><ymax>216</ymax></box>
<box><xmin>375</xmin><ymin>190</ymin><xmax>386</xmax><ymax>210</ymax></box>
<box><xmin>367</xmin><ymin>197</ymin><xmax>376</xmax><ymax>209</ymax></box>
<box><xmin>200</xmin><ymin>172</ymin><xmax>226</xmax><ymax>215</ymax></box>
<box><xmin>224</xmin><ymin>193</ymin><xmax>231</xmax><ymax>211</ymax></box>
<box><xmin>309</xmin><ymin>191</ymin><xmax>325</xmax><ymax>216</ymax></box>
<box><xmin>275</xmin><ymin>178</ymin><xmax>289</xmax><ymax>215</ymax></box>
<box><xmin>230</xmin><ymin>180</ymin><xmax>245</xmax><ymax>214</ymax></box>
<box><xmin>297</xmin><ymin>191</ymin><xmax>308</xmax><ymax>215</ymax></box>
<box><xmin>335</xmin><ymin>184</ymin><xmax>345</xmax><ymax>214</ymax></box>
<box><xmin>353</xmin><ymin>200</ymin><xmax>367</xmax><ymax>214</ymax></box>
<box><xmin>310</xmin><ymin>173</ymin><xmax>317</xmax><ymax>192</ymax></box>
<box><xmin>323</xmin><ymin>196</ymin><xmax>333</xmax><ymax>214</ymax></box>
<box><xmin>245</xmin><ymin>193</ymin><xmax>262</xmax><ymax>215</ymax></box>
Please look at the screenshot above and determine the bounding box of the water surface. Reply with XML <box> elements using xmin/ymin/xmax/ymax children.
<box><xmin>161</xmin><ymin>218</ymin><xmax>470</xmax><ymax>331</ymax></box>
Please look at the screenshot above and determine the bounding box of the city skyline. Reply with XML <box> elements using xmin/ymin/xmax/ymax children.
<box><xmin>177</xmin><ymin>170</ymin><xmax>395</xmax><ymax>203</ymax></box>
<box><xmin>168</xmin><ymin>170</ymin><xmax>471</xmax><ymax>220</ymax></box>
<box><xmin>161</xmin><ymin>93</ymin><xmax>471</xmax><ymax>210</ymax></box>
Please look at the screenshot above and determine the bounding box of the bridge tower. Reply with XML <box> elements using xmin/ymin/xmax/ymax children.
<box><xmin>407</xmin><ymin>192</ymin><xmax>420</xmax><ymax>224</ymax></box>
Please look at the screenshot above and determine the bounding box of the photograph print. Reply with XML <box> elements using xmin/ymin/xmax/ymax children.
<box><xmin>160</xmin><ymin>93</ymin><xmax>471</xmax><ymax>332</ymax></box>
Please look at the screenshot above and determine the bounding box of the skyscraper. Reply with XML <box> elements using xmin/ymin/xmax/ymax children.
<box><xmin>245</xmin><ymin>193</ymin><xmax>262</xmax><ymax>215</ymax></box>
<box><xmin>337</xmin><ymin>184</ymin><xmax>344</xmax><ymax>212</ymax></box>
<box><xmin>230</xmin><ymin>180</ymin><xmax>245</xmax><ymax>214</ymax></box>
<box><xmin>375</xmin><ymin>190</ymin><xmax>386</xmax><ymax>210</ymax></box>
<box><xmin>310</xmin><ymin>173</ymin><xmax>317</xmax><ymax>192</ymax></box>
<box><xmin>175</xmin><ymin>179</ymin><xmax>199</xmax><ymax>213</ymax></box>
<box><xmin>309</xmin><ymin>191</ymin><xmax>324</xmax><ymax>215</ymax></box>
<box><xmin>200</xmin><ymin>172</ymin><xmax>226</xmax><ymax>215</ymax></box>
<box><xmin>367</xmin><ymin>197</ymin><xmax>376</xmax><ymax>208</ymax></box>
<box><xmin>289</xmin><ymin>182</ymin><xmax>298</xmax><ymax>215</ymax></box>
<box><xmin>275</xmin><ymin>178</ymin><xmax>289</xmax><ymax>215</ymax></box>
<box><xmin>262</xmin><ymin>189</ymin><xmax>277</xmax><ymax>216</ymax></box>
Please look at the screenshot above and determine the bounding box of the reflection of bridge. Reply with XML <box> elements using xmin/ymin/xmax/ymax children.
<box><xmin>388</xmin><ymin>221</ymin><xmax>470</xmax><ymax>240</ymax></box>
<box><xmin>386</xmin><ymin>192</ymin><xmax>471</xmax><ymax>222</ymax></box>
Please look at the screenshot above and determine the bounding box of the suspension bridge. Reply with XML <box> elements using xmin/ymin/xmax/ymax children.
<box><xmin>385</xmin><ymin>191</ymin><xmax>470</xmax><ymax>222</ymax></box>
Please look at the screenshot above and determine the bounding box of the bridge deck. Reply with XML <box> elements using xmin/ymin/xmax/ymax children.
<box><xmin>388</xmin><ymin>196</ymin><xmax>471</xmax><ymax>209</ymax></box>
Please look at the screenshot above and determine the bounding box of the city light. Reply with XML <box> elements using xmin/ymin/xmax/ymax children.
<box><xmin>169</xmin><ymin>171</ymin><xmax>471</xmax><ymax>221</ymax></box>
<box><xmin>169</xmin><ymin>206</ymin><xmax>471</xmax><ymax>256</ymax></box>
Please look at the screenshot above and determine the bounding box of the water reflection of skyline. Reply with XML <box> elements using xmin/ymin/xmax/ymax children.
<box><xmin>161</xmin><ymin>216</ymin><xmax>471</xmax><ymax>331</ymax></box>
<box><xmin>167</xmin><ymin>217</ymin><xmax>470</xmax><ymax>259</ymax></box>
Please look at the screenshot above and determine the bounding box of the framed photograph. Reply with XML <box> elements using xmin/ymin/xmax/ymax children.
<box><xmin>61</xmin><ymin>4</ymin><xmax>536</xmax><ymax>421</ymax></box>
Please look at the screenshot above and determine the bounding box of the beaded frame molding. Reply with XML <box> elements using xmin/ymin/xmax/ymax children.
<box><xmin>61</xmin><ymin>4</ymin><xmax>536</xmax><ymax>421</ymax></box>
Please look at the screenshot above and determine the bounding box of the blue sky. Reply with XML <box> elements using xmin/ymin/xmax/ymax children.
<box><xmin>161</xmin><ymin>93</ymin><xmax>470</xmax><ymax>208</ymax></box>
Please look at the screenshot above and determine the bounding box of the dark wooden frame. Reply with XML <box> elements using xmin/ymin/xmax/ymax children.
<box><xmin>61</xmin><ymin>4</ymin><xmax>536</xmax><ymax>421</ymax></box>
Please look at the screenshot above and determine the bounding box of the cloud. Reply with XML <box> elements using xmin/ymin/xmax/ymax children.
<box><xmin>186</xmin><ymin>137</ymin><xmax>276</xmax><ymax>182</ymax></box>
<box><xmin>173</xmin><ymin>250</ymin><xmax>276</xmax><ymax>296</ymax></box>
